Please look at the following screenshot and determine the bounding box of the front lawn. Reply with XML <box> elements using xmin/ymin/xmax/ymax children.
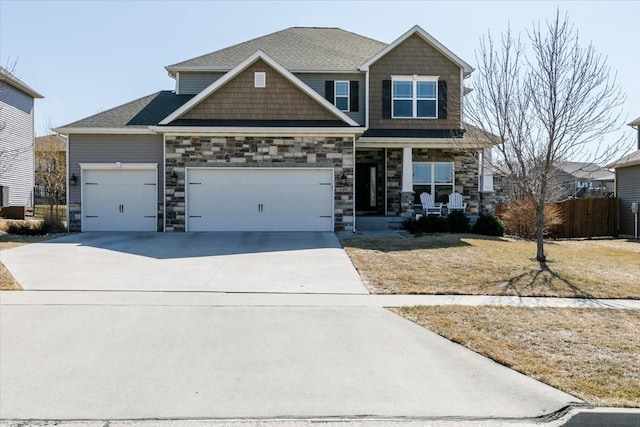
<box><xmin>342</xmin><ymin>235</ymin><xmax>640</xmax><ymax>298</ymax></box>
<box><xmin>395</xmin><ymin>306</ymin><xmax>640</xmax><ymax>407</ymax></box>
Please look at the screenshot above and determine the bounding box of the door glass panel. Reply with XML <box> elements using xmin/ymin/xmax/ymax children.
<box><xmin>369</xmin><ymin>166</ymin><xmax>376</xmax><ymax>207</ymax></box>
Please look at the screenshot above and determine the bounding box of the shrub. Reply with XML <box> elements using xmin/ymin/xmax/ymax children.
<box><xmin>499</xmin><ymin>199</ymin><xmax>563</xmax><ymax>239</ymax></box>
<box><xmin>42</xmin><ymin>214</ymin><xmax>66</xmax><ymax>233</ymax></box>
<box><xmin>6</xmin><ymin>220</ymin><xmax>49</xmax><ymax>236</ymax></box>
<box><xmin>447</xmin><ymin>211</ymin><xmax>470</xmax><ymax>233</ymax></box>
<box><xmin>403</xmin><ymin>215</ymin><xmax>449</xmax><ymax>234</ymax></box>
<box><xmin>472</xmin><ymin>214</ymin><xmax>505</xmax><ymax>237</ymax></box>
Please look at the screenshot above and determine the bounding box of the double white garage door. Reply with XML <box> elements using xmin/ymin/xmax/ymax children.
<box><xmin>82</xmin><ymin>166</ymin><xmax>334</xmax><ymax>232</ymax></box>
<box><xmin>187</xmin><ymin>168</ymin><xmax>334</xmax><ymax>231</ymax></box>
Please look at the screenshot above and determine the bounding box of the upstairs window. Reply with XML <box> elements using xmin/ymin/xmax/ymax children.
<box><xmin>334</xmin><ymin>81</ymin><xmax>350</xmax><ymax>111</ymax></box>
<box><xmin>392</xmin><ymin>76</ymin><xmax>438</xmax><ymax>119</ymax></box>
<box><xmin>325</xmin><ymin>80</ymin><xmax>359</xmax><ymax>113</ymax></box>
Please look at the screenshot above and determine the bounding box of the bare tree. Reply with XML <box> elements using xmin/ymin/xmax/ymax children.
<box><xmin>34</xmin><ymin>133</ymin><xmax>66</xmax><ymax>218</ymax></box>
<box><xmin>465</xmin><ymin>11</ymin><xmax>625</xmax><ymax>263</ymax></box>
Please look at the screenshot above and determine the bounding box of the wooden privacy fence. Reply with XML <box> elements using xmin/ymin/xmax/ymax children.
<box><xmin>555</xmin><ymin>197</ymin><xmax>618</xmax><ymax>238</ymax></box>
<box><xmin>495</xmin><ymin>197</ymin><xmax>619</xmax><ymax>238</ymax></box>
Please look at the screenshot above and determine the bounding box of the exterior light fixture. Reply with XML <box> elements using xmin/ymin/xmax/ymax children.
<box><xmin>341</xmin><ymin>172</ymin><xmax>348</xmax><ymax>185</ymax></box>
<box><xmin>70</xmin><ymin>173</ymin><xmax>78</xmax><ymax>186</ymax></box>
<box><xmin>170</xmin><ymin>171</ymin><xmax>178</xmax><ymax>185</ymax></box>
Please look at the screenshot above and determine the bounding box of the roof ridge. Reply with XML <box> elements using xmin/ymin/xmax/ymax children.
<box><xmin>166</xmin><ymin>27</ymin><xmax>387</xmax><ymax>72</ymax></box>
<box><xmin>166</xmin><ymin>27</ymin><xmax>294</xmax><ymax>69</ymax></box>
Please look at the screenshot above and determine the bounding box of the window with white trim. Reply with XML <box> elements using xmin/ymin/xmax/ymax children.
<box><xmin>334</xmin><ymin>81</ymin><xmax>349</xmax><ymax>111</ymax></box>
<box><xmin>392</xmin><ymin>76</ymin><xmax>438</xmax><ymax>118</ymax></box>
<box><xmin>413</xmin><ymin>162</ymin><xmax>454</xmax><ymax>204</ymax></box>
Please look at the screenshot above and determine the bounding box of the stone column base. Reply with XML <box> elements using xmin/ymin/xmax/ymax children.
<box><xmin>400</xmin><ymin>191</ymin><xmax>415</xmax><ymax>218</ymax></box>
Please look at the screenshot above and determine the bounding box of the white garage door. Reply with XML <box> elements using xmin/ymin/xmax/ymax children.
<box><xmin>187</xmin><ymin>168</ymin><xmax>334</xmax><ymax>231</ymax></box>
<box><xmin>82</xmin><ymin>168</ymin><xmax>157</xmax><ymax>232</ymax></box>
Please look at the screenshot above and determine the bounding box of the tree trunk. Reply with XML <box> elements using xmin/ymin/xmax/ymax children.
<box><xmin>536</xmin><ymin>200</ymin><xmax>546</xmax><ymax>263</ymax></box>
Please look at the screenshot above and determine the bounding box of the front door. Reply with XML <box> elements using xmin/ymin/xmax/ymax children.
<box><xmin>355</xmin><ymin>163</ymin><xmax>379</xmax><ymax>213</ymax></box>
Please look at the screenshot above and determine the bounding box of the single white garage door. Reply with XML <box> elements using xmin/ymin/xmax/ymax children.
<box><xmin>82</xmin><ymin>168</ymin><xmax>157</xmax><ymax>232</ymax></box>
<box><xmin>187</xmin><ymin>168</ymin><xmax>334</xmax><ymax>231</ymax></box>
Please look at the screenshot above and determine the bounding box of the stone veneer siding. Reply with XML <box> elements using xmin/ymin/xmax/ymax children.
<box><xmin>386</xmin><ymin>149</ymin><xmax>403</xmax><ymax>216</ymax></box>
<box><xmin>165</xmin><ymin>135</ymin><xmax>354</xmax><ymax>231</ymax></box>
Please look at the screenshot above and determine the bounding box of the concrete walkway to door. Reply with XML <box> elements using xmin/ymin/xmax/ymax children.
<box><xmin>1</xmin><ymin>232</ymin><xmax>368</xmax><ymax>294</ymax></box>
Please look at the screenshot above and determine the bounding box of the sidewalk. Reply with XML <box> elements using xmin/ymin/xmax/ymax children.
<box><xmin>2</xmin><ymin>290</ymin><xmax>639</xmax><ymax>309</ymax></box>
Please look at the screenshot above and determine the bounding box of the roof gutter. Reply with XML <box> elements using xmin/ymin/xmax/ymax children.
<box><xmin>53</xmin><ymin>127</ymin><xmax>157</xmax><ymax>135</ymax></box>
<box><xmin>149</xmin><ymin>125</ymin><xmax>365</xmax><ymax>136</ymax></box>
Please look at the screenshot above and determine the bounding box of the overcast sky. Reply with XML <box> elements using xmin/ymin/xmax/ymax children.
<box><xmin>1</xmin><ymin>0</ymin><xmax>638</xmax><ymax>153</ymax></box>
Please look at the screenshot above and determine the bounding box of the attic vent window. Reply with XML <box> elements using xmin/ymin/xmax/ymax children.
<box><xmin>254</xmin><ymin>72</ymin><xmax>266</xmax><ymax>88</ymax></box>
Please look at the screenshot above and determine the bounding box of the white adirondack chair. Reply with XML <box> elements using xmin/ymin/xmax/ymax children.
<box><xmin>420</xmin><ymin>192</ymin><xmax>443</xmax><ymax>216</ymax></box>
<box><xmin>446</xmin><ymin>192</ymin><xmax>467</xmax><ymax>213</ymax></box>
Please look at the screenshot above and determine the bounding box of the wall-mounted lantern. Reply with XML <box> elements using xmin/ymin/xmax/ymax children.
<box><xmin>70</xmin><ymin>173</ymin><xmax>78</xmax><ymax>186</ymax></box>
<box><xmin>170</xmin><ymin>171</ymin><xmax>178</xmax><ymax>185</ymax></box>
<box><xmin>340</xmin><ymin>172</ymin><xmax>348</xmax><ymax>185</ymax></box>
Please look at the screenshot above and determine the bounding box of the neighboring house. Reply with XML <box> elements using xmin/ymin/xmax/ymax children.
<box><xmin>553</xmin><ymin>162</ymin><xmax>614</xmax><ymax>199</ymax></box>
<box><xmin>34</xmin><ymin>133</ymin><xmax>68</xmax><ymax>205</ymax></box>
<box><xmin>0</xmin><ymin>66</ymin><xmax>43</xmax><ymax>210</ymax></box>
<box><xmin>608</xmin><ymin>116</ymin><xmax>640</xmax><ymax>238</ymax></box>
<box><xmin>55</xmin><ymin>26</ymin><xmax>493</xmax><ymax>233</ymax></box>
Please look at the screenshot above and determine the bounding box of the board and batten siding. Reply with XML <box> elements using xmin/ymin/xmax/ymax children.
<box><xmin>0</xmin><ymin>82</ymin><xmax>35</xmax><ymax>207</ymax></box>
<box><xmin>296</xmin><ymin>73</ymin><xmax>366</xmax><ymax>126</ymax></box>
<box><xmin>616</xmin><ymin>165</ymin><xmax>640</xmax><ymax>236</ymax></box>
<box><xmin>177</xmin><ymin>72</ymin><xmax>224</xmax><ymax>95</ymax></box>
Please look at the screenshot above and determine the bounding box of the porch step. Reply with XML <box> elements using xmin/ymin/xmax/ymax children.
<box><xmin>356</xmin><ymin>216</ymin><xmax>405</xmax><ymax>230</ymax></box>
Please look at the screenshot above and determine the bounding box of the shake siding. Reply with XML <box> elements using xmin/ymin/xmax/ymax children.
<box><xmin>616</xmin><ymin>165</ymin><xmax>640</xmax><ymax>236</ymax></box>
<box><xmin>296</xmin><ymin>73</ymin><xmax>366</xmax><ymax>125</ymax></box>
<box><xmin>182</xmin><ymin>60</ymin><xmax>337</xmax><ymax>121</ymax></box>
<box><xmin>67</xmin><ymin>134</ymin><xmax>164</xmax><ymax>205</ymax></box>
<box><xmin>368</xmin><ymin>34</ymin><xmax>462</xmax><ymax>130</ymax></box>
<box><xmin>178</xmin><ymin>72</ymin><xmax>224</xmax><ymax>94</ymax></box>
<box><xmin>0</xmin><ymin>83</ymin><xmax>35</xmax><ymax>206</ymax></box>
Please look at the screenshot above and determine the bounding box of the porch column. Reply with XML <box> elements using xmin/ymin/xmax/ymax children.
<box><xmin>401</xmin><ymin>147</ymin><xmax>415</xmax><ymax>217</ymax></box>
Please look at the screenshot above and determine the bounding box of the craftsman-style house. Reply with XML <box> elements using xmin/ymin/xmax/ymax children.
<box><xmin>56</xmin><ymin>26</ymin><xmax>493</xmax><ymax>232</ymax></box>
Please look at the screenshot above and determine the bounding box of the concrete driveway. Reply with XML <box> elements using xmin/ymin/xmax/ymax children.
<box><xmin>0</xmin><ymin>293</ymin><xmax>582</xmax><ymax>420</ymax></box>
<box><xmin>1</xmin><ymin>232</ymin><xmax>367</xmax><ymax>294</ymax></box>
<box><xmin>0</xmin><ymin>232</ymin><xmax>582</xmax><ymax>422</ymax></box>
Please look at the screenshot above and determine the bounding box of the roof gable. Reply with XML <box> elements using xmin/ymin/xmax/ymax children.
<box><xmin>359</xmin><ymin>25</ymin><xmax>473</xmax><ymax>76</ymax></box>
<box><xmin>160</xmin><ymin>51</ymin><xmax>359</xmax><ymax>126</ymax></box>
<box><xmin>609</xmin><ymin>150</ymin><xmax>640</xmax><ymax>168</ymax></box>
<box><xmin>0</xmin><ymin>66</ymin><xmax>43</xmax><ymax>98</ymax></box>
<box><xmin>166</xmin><ymin>27</ymin><xmax>387</xmax><ymax>73</ymax></box>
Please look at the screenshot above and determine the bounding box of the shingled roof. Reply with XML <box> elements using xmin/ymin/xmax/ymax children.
<box><xmin>166</xmin><ymin>27</ymin><xmax>387</xmax><ymax>73</ymax></box>
<box><xmin>58</xmin><ymin>91</ymin><xmax>194</xmax><ymax>129</ymax></box>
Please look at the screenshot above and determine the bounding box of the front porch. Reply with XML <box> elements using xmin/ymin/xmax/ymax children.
<box><xmin>354</xmin><ymin>147</ymin><xmax>488</xmax><ymax>220</ymax></box>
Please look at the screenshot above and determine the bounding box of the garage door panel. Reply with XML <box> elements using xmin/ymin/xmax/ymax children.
<box><xmin>186</xmin><ymin>168</ymin><xmax>334</xmax><ymax>232</ymax></box>
<box><xmin>83</xmin><ymin>169</ymin><xmax>157</xmax><ymax>232</ymax></box>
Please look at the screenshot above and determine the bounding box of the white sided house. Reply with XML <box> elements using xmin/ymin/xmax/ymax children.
<box><xmin>56</xmin><ymin>26</ymin><xmax>494</xmax><ymax>232</ymax></box>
